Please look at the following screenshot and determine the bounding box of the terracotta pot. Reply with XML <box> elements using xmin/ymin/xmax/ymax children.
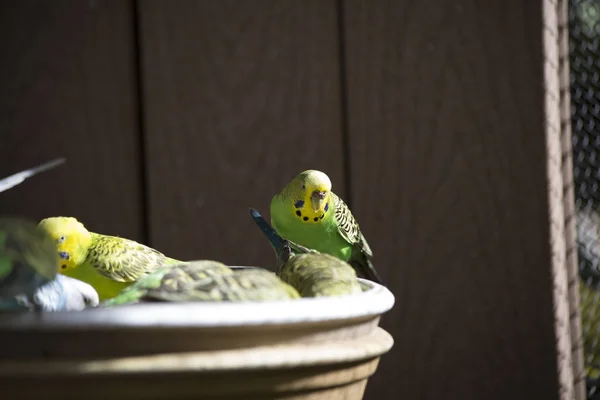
<box><xmin>0</xmin><ymin>266</ymin><xmax>395</xmax><ymax>399</ymax></box>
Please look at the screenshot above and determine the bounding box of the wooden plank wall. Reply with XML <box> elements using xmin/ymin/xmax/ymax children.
<box><xmin>0</xmin><ymin>0</ymin><xmax>144</xmax><ymax>241</ymax></box>
<box><xmin>343</xmin><ymin>1</ymin><xmax>560</xmax><ymax>399</ymax></box>
<box><xmin>0</xmin><ymin>1</ymin><xmax>565</xmax><ymax>399</ymax></box>
<box><xmin>137</xmin><ymin>0</ymin><xmax>347</xmax><ymax>265</ymax></box>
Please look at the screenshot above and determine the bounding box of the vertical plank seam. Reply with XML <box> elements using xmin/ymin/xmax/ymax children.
<box><xmin>543</xmin><ymin>0</ymin><xmax>576</xmax><ymax>399</ymax></box>
<box><xmin>557</xmin><ymin>0</ymin><xmax>586</xmax><ymax>397</ymax></box>
<box><xmin>131</xmin><ymin>0</ymin><xmax>150</xmax><ymax>245</ymax></box>
<box><xmin>335</xmin><ymin>0</ymin><xmax>353</xmax><ymax>205</ymax></box>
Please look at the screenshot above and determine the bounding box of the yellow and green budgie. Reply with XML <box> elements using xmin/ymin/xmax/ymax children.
<box><xmin>580</xmin><ymin>278</ymin><xmax>600</xmax><ymax>382</ymax></box>
<box><xmin>575</xmin><ymin>207</ymin><xmax>600</xmax><ymax>398</ymax></box>
<box><xmin>103</xmin><ymin>260</ymin><xmax>299</xmax><ymax>306</ymax></box>
<box><xmin>250</xmin><ymin>208</ymin><xmax>362</xmax><ymax>297</ymax></box>
<box><xmin>270</xmin><ymin>170</ymin><xmax>383</xmax><ymax>284</ymax></box>
<box><xmin>37</xmin><ymin>217</ymin><xmax>180</xmax><ymax>301</ymax></box>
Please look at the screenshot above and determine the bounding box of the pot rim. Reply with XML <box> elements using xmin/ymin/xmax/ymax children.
<box><xmin>0</xmin><ymin>266</ymin><xmax>395</xmax><ymax>330</ymax></box>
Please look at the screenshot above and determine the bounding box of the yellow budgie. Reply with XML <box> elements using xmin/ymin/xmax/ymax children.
<box><xmin>37</xmin><ymin>217</ymin><xmax>180</xmax><ymax>301</ymax></box>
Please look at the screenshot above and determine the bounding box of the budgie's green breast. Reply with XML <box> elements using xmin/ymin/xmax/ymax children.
<box><xmin>270</xmin><ymin>194</ymin><xmax>352</xmax><ymax>261</ymax></box>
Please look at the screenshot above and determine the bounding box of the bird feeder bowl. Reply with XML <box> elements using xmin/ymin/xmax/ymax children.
<box><xmin>0</xmin><ymin>266</ymin><xmax>395</xmax><ymax>400</ymax></box>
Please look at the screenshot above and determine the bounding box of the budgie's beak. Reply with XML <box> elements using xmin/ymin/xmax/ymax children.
<box><xmin>311</xmin><ymin>190</ymin><xmax>327</xmax><ymax>212</ymax></box>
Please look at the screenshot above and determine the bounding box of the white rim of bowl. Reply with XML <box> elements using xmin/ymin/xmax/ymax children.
<box><xmin>0</xmin><ymin>268</ymin><xmax>395</xmax><ymax>330</ymax></box>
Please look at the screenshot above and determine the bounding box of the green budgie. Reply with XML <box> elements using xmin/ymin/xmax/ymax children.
<box><xmin>0</xmin><ymin>157</ymin><xmax>65</xmax><ymax>193</ymax></box>
<box><xmin>250</xmin><ymin>208</ymin><xmax>362</xmax><ymax>297</ymax></box>
<box><xmin>145</xmin><ymin>265</ymin><xmax>300</xmax><ymax>302</ymax></box>
<box><xmin>102</xmin><ymin>260</ymin><xmax>234</xmax><ymax>306</ymax></box>
<box><xmin>270</xmin><ymin>170</ymin><xmax>383</xmax><ymax>284</ymax></box>
<box><xmin>581</xmin><ymin>278</ymin><xmax>600</xmax><ymax>381</ymax></box>
<box><xmin>576</xmin><ymin>207</ymin><xmax>600</xmax><ymax>399</ymax></box>
<box><xmin>0</xmin><ymin>217</ymin><xmax>58</xmax><ymax>309</ymax></box>
<box><xmin>103</xmin><ymin>260</ymin><xmax>299</xmax><ymax>306</ymax></box>
<box><xmin>37</xmin><ymin>216</ymin><xmax>181</xmax><ymax>301</ymax></box>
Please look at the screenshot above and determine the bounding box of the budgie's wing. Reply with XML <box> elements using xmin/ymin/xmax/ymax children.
<box><xmin>281</xmin><ymin>253</ymin><xmax>362</xmax><ymax>298</ymax></box>
<box><xmin>331</xmin><ymin>193</ymin><xmax>372</xmax><ymax>256</ymax></box>
<box><xmin>101</xmin><ymin>267</ymin><xmax>171</xmax><ymax>307</ymax></box>
<box><xmin>0</xmin><ymin>158</ymin><xmax>65</xmax><ymax>193</ymax></box>
<box><xmin>144</xmin><ymin>265</ymin><xmax>296</xmax><ymax>302</ymax></box>
<box><xmin>89</xmin><ymin>234</ymin><xmax>177</xmax><ymax>283</ymax></box>
<box><xmin>103</xmin><ymin>260</ymin><xmax>232</xmax><ymax>306</ymax></box>
<box><xmin>331</xmin><ymin>193</ymin><xmax>383</xmax><ymax>284</ymax></box>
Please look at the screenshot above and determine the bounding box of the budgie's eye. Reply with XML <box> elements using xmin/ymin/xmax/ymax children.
<box><xmin>58</xmin><ymin>236</ymin><xmax>66</xmax><ymax>244</ymax></box>
<box><xmin>302</xmin><ymin>184</ymin><xmax>305</xmax><ymax>190</ymax></box>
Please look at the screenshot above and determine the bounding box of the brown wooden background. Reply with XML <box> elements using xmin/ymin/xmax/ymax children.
<box><xmin>0</xmin><ymin>1</ymin><xmax>565</xmax><ymax>399</ymax></box>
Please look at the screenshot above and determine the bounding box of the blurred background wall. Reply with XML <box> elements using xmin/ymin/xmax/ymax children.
<box><xmin>0</xmin><ymin>1</ymin><xmax>572</xmax><ymax>399</ymax></box>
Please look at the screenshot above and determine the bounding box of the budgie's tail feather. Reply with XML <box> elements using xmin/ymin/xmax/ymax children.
<box><xmin>249</xmin><ymin>208</ymin><xmax>314</xmax><ymax>254</ymax></box>
<box><xmin>0</xmin><ymin>157</ymin><xmax>65</xmax><ymax>193</ymax></box>
<box><xmin>250</xmin><ymin>207</ymin><xmax>300</xmax><ymax>267</ymax></box>
<box><xmin>350</xmin><ymin>256</ymin><xmax>384</xmax><ymax>285</ymax></box>
<box><xmin>249</xmin><ymin>208</ymin><xmax>286</xmax><ymax>251</ymax></box>
<box><xmin>587</xmin><ymin>377</ymin><xmax>600</xmax><ymax>400</ymax></box>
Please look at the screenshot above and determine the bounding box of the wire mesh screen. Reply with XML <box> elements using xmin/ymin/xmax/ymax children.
<box><xmin>570</xmin><ymin>0</ymin><xmax>600</xmax><ymax>398</ymax></box>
